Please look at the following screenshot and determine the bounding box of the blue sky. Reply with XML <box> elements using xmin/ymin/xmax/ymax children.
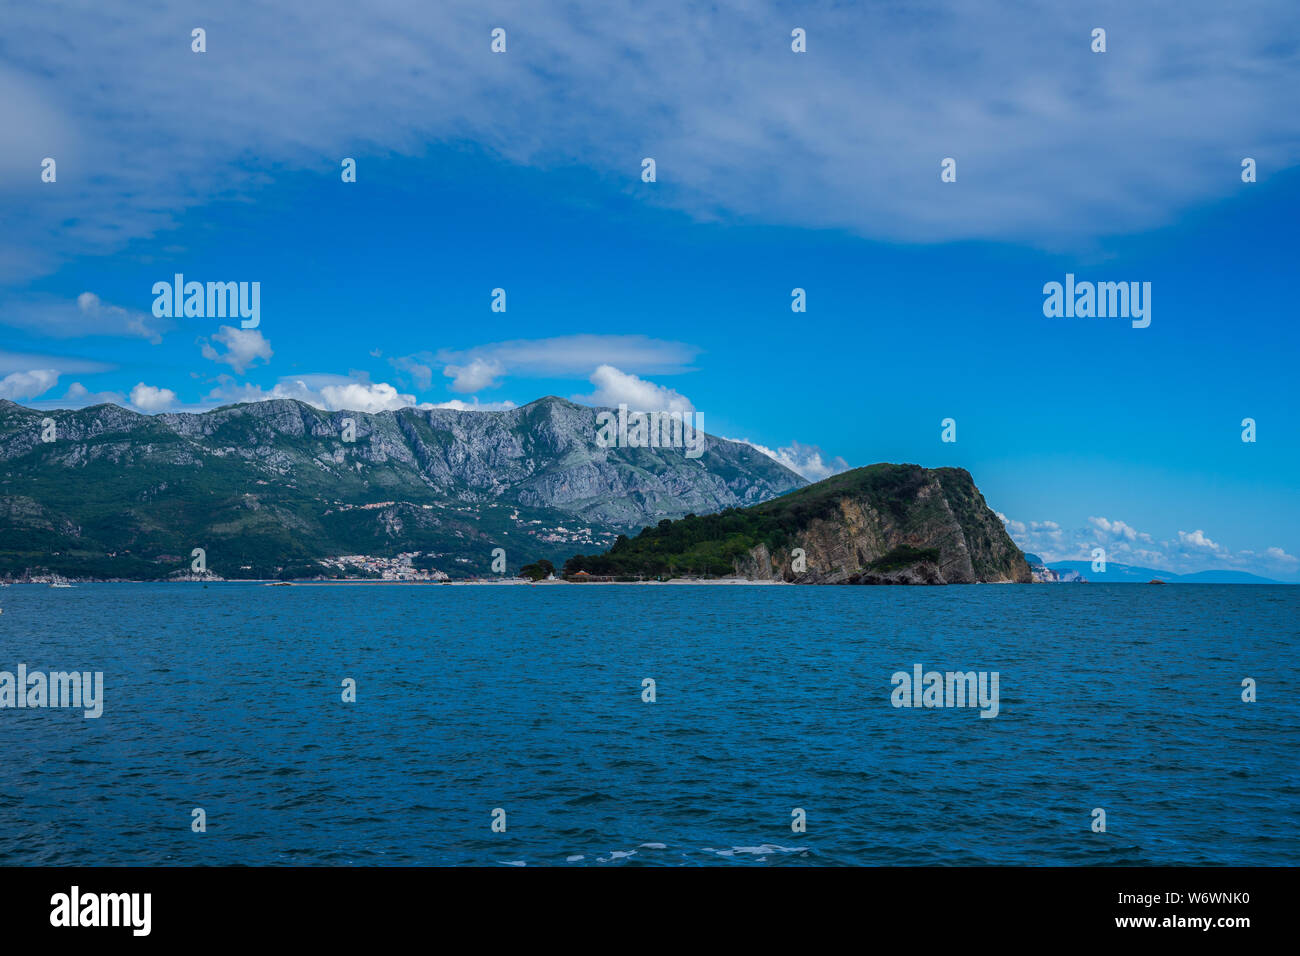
<box><xmin>1</xmin><ymin>1</ymin><xmax>1297</xmax><ymax>578</ymax></box>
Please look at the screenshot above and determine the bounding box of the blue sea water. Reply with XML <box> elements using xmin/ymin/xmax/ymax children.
<box><xmin>0</xmin><ymin>582</ymin><xmax>1296</xmax><ymax>867</ymax></box>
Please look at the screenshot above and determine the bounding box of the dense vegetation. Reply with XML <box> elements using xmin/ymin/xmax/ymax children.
<box><xmin>0</xmin><ymin>403</ymin><xmax>580</xmax><ymax>580</ymax></box>
<box><xmin>518</xmin><ymin>559</ymin><xmax>556</xmax><ymax>581</ymax></box>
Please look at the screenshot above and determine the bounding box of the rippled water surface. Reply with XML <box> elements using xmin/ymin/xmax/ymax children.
<box><xmin>1</xmin><ymin>582</ymin><xmax>1296</xmax><ymax>866</ymax></box>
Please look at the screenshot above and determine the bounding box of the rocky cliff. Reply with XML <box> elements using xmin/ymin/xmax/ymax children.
<box><xmin>566</xmin><ymin>463</ymin><xmax>1031</xmax><ymax>584</ymax></box>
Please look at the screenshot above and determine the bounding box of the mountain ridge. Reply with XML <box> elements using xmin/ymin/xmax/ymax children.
<box><xmin>1044</xmin><ymin>560</ymin><xmax>1283</xmax><ymax>584</ymax></box>
<box><xmin>0</xmin><ymin>395</ymin><xmax>805</xmax><ymax>579</ymax></box>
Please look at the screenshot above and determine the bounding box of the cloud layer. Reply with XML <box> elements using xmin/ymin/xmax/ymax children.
<box><xmin>202</xmin><ymin>374</ymin><xmax>518</xmax><ymax>414</ymax></box>
<box><xmin>1000</xmin><ymin>512</ymin><xmax>1299</xmax><ymax>577</ymax></box>
<box><xmin>6</xmin><ymin>0</ymin><xmax>1297</xmax><ymax>288</ymax></box>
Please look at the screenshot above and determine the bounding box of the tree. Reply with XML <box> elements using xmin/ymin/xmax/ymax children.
<box><xmin>518</xmin><ymin>558</ymin><xmax>556</xmax><ymax>582</ymax></box>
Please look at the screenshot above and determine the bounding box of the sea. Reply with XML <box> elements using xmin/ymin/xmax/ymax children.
<box><xmin>0</xmin><ymin>582</ymin><xmax>1295</xmax><ymax>866</ymax></box>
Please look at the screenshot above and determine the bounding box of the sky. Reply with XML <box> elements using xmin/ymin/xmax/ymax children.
<box><xmin>1</xmin><ymin>0</ymin><xmax>1297</xmax><ymax>579</ymax></box>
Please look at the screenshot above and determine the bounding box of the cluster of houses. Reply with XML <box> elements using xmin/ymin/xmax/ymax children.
<box><xmin>316</xmin><ymin>553</ymin><xmax>450</xmax><ymax>581</ymax></box>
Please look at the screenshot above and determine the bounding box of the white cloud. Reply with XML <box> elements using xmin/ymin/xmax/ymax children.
<box><xmin>204</xmin><ymin>375</ymin><xmax>526</xmax><ymax>413</ymax></box>
<box><xmin>420</xmin><ymin>398</ymin><xmax>518</xmax><ymax>412</ymax></box>
<box><xmin>61</xmin><ymin>382</ymin><xmax>125</xmax><ymax>406</ymax></box>
<box><xmin>128</xmin><ymin>381</ymin><xmax>177</xmax><ymax>412</ymax></box>
<box><xmin>999</xmin><ymin>514</ymin><xmax>1069</xmax><ymax>556</ymax></box>
<box><xmin>200</xmin><ymin>326</ymin><xmax>273</xmax><ymax>374</ymax></box>
<box><xmin>423</xmin><ymin>335</ymin><xmax>699</xmax><ymax>382</ymax></box>
<box><xmin>0</xmin><ymin>292</ymin><xmax>168</xmax><ymax>342</ymax></box>
<box><xmin>205</xmin><ymin>378</ymin><xmax>317</xmax><ymax>408</ymax></box>
<box><xmin>77</xmin><ymin>292</ymin><xmax>165</xmax><ymax>344</ymax></box>
<box><xmin>205</xmin><ymin>375</ymin><xmax>414</xmax><ymax>414</ymax></box>
<box><xmin>443</xmin><ymin>357</ymin><xmax>504</xmax><ymax>393</ymax></box>
<box><xmin>1088</xmin><ymin>516</ymin><xmax>1152</xmax><ymax>543</ymax></box>
<box><xmin>3</xmin><ymin>0</ymin><xmax>1298</xmax><ymax>287</ymax></box>
<box><xmin>734</xmin><ymin>438</ymin><xmax>849</xmax><ymax>482</ymax></box>
<box><xmin>317</xmin><ymin>381</ymin><xmax>413</xmax><ymax>413</ymax></box>
<box><xmin>389</xmin><ymin>336</ymin><xmax>698</xmax><ymax>400</ymax></box>
<box><xmin>1001</xmin><ymin>514</ymin><xmax>1296</xmax><ymax>577</ymax></box>
<box><xmin>0</xmin><ymin>349</ymin><xmax>111</xmax><ymax>376</ymax></box>
<box><xmin>0</xmin><ymin>368</ymin><xmax>59</xmax><ymax>401</ymax></box>
<box><xmin>1177</xmin><ymin>529</ymin><xmax>1222</xmax><ymax>552</ymax></box>
<box><xmin>575</xmin><ymin>364</ymin><xmax>694</xmax><ymax>413</ymax></box>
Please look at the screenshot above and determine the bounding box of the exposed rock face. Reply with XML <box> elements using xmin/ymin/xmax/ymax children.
<box><xmin>733</xmin><ymin>466</ymin><xmax>1030</xmax><ymax>584</ymax></box>
<box><xmin>0</xmin><ymin>395</ymin><xmax>802</xmax><ymax>522</ymax></box>
<box><xmin>565</xmin><ymin>463</ymin><xmax>1032</xmax><ymax>585</ymax></box>
<box><xmin>0</xmin><ymin>396</ymin><xmax>804</xmax><ymax>578</ymax></box>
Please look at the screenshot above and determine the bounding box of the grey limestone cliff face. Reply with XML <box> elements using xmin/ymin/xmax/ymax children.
<box><xmin>0</xmin><ymin>395</ymin><xmax>805</xmax><ymax>530</ymax></box>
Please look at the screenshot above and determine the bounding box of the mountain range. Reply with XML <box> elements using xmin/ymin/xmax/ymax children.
<box><xmin>1043</xmin><ymin>560</ymin><xmax>1281</xmax><ymax>585</ymax></box>
<box><xmin>5</xmin><ymin>395</ymin><xmax>1271</xmax><ymax>586</ymax></box>
<box><xmin>0</xmin><ymin>396</ymin><xmax>804</xmax><ymax>579</ymax></box>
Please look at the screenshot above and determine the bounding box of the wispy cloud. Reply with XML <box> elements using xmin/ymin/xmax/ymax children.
<box><xmin>388</xmin><ymin>355</ymin><xmax>434</xmax><ymax>391</ymax></box>
<box><xmin>386</xmin><ymin>335</ymin><xmax>700</xmax><ymax>400</ymax></box>
<box><xmin>0</xmin><ymin>350</ymin><xmax>112</xmax><ymax>377</ymax></box>
<box><xmin>200</xmin><ymin>326</ymin><xmax>273</xmax><ymax>375</ymax></box>
<box><xmin>0</xmin><ymin>292</ymin><xmax>169</xmax><ymax>342</ymax></box>
<box><xmin>413</xmin><ymin>335</ymin><xmax>699</xmax><ymax>385</ymax></box>
<box><xmin>3</xmin><ymin>0</ymin><xmax>1298</xmax><ymax>286</ymax></box>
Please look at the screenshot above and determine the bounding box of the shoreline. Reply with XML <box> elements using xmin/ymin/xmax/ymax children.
<box><xmin>3</xmin><ymin>577</ymin><xmax>1293</xmax><ymax>587</ymax></box>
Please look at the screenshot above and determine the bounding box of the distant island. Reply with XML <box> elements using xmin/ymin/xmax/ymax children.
<box><xmin>1034</xmin><ymin>558</ymin><xmax>1281</xmax><ymax>585</ymax></box>
<box><xmin>563</xmin><ymin>463</ymin><xmax>1031</xmax><ymax>584</ymax></box>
